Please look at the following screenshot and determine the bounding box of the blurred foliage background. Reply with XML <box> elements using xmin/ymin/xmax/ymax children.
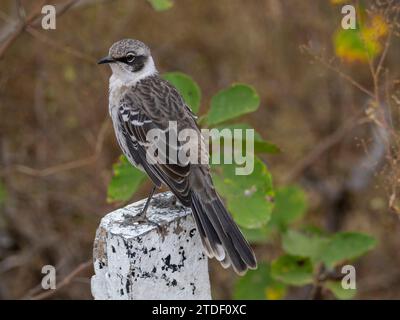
<box><xmin>0</xmin><ymin>0</ymin><xmax>399</xmax><ymax>299</ymax></box>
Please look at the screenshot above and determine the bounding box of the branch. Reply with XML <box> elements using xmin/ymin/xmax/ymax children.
<box><xmin>283</xmin><ymin>115</ymin><xmax>369</xmax><ymax>183</ymax></box>
<box><xmin>301</xmin><ymin>45</ymin><xmax>375</xmax><ymax>99</ymax></box>
<box><xmin>1</xmin><ymin>119</ymin><xmax>110</xmax><ymax>178</ymax></box>
<box><xmin>0</xmin><ymin>0</ymin><xmax>80</xmax><ymax>59</ymax></box>
<box><xmin>375</xmin><ymin>6</ymin><xmax>399</xmax><ymax>79</ymax></box>
<box><xmin>346</xmin><ymin>106</ymin><xmax>391</xmax><ymax>192</ymax></box>
<box><xmin>26</xmin><ymin>26</ymin><xmax>95</xmax><ymax>63</ymax></box>
<box><xmin>0</xmin><ymin>0</ymin><xmax>47</xmax><ymax>58</ymax></box>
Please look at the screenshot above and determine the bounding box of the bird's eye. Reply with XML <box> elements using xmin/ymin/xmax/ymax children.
<box><xmin>126</xmin><ymin>52</ymin><xmax>136</xmax><ymax>63</ymax></box>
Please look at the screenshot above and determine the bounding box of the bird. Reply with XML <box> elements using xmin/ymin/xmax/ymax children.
<box><xmin>98</xmin><ymin>39</ymin><xmax>257</xmax><ymax>275</ymax></box>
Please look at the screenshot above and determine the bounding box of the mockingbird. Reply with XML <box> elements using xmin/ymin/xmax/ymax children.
<box><xmin>98</xmin><ymin>39</ymin><xmax>256</xmax><ymax>275</ymax></box>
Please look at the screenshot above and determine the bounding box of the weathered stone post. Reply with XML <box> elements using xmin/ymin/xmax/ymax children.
<box><xmin>91</xmin><ymin>191</ymin><xmax>211</xmax><ymax>300</ymax></box>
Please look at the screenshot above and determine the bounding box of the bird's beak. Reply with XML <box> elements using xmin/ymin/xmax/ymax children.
<box><xmin>97</xmin><ymin>55</ymin><xmax>115</xmax><ymax>65</ymax></box>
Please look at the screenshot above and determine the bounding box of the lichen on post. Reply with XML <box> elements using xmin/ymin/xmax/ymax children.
<box><xmin>91</xmin><ymin>191</ymin><xmax>211</xmax><ymax>300</ymax></box>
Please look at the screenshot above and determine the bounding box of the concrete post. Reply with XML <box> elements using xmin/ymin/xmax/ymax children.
<box><xmin>91</xmin><ymin>191</ymin><xmax>211</xmax><ymax>300</ymax></box>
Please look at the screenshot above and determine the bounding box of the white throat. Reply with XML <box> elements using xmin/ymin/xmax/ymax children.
<box><xmin>109</xmin><ymin>56</ymin><xmax>157</xmax><ymax>86</ymax></box>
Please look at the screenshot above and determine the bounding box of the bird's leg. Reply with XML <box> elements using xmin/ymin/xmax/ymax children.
<box><xmin>137</xmin><ymin>185</ymin><xmax>157</xmax><ymax>219</ymax></box>
<box><xmin>132</xmin><ymin>186</ymin><xmax>165</xmax><ymax>233</ymax></box>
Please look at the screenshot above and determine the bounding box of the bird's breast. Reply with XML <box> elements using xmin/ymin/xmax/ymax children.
<box><xmin>108</xmin><ymin>75</ymin><xmax>129</xmax><ymax>114</ymax></box>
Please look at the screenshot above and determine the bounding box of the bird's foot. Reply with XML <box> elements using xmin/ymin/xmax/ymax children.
<box><xmin>141</xmin><ymin>216</ymin><xmax>167</xmax><ymax>236</ymax></box>
<box><xmin>168</xmin><ymin>194</ymin><xmax>178</xmax><ymax>207</ymax></box>
<box><xmin>132</xmin><ymin>206</ymin><xmax>165</xmax><ymax>233</ymax></box>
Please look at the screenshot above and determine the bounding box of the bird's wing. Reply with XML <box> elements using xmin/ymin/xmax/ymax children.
<box><xmin>116</xmin><ymin>76</ymin><xmax>203</xmax><ymax>206</ymax></box>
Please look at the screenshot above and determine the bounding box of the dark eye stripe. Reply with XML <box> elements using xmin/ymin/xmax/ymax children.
<box><xmin>114</xmin><ymin>54</ymin><xmax>147</xmax><ymax>72</ymax></box>
<box><xmin>115</xmin><ymin>54</ymin><xmax>145</xmax><ymax>65</ymax></box>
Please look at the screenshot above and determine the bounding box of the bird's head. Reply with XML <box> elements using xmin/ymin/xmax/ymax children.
<box><xmin>98</xmin><ymin>39</ymin><xmax>157</xmax><ymax>84</ymax></box>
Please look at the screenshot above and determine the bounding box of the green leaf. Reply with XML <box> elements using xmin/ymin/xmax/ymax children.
<box><xmin>147</xmin><ymin>0</ymin><xmax>173</xmax><ymax>11</ymax></box>
<box><xmin>241</xmin><ymin>225</ymin><xmax>272</xmax><ymax>244</ymax></box>
<box><xmin>319</xmin><ymin>232</ymin><xmax>377</xmax><ymax>268</ymax></box>
<box><xmin>270</xmin><ymin>186</ymin><xmax>307</xmax><ymax>230</ymax></box>
<box><xmin>163</xmin><ymin>72</ymin><xmax>201</xmax><ymax>113</ymax></box>
<box><xmin>301</xmin><ymin>225</ymin><xmax>327</xmax><ymax>237</ymax></box>
<box><xmin>325</xmin><ymin>280</ymin><xmax>356</xmax><ymax>300</ymax></box>
<box><xmin>107</xmin><ymin>155</ymin><xmax>147</xmax><ymax>203</ymax></box>
<box><xmin>206</xmin><ymin>84</ymin><xmax>260</xmax><ymax>126</ymax></box>
<box><xmin>212</xmin><ymin>156</ymin><xmax>274</xmax><ymax>229</ymax></box>
<box><xmin>333</xmin><ymin>14</ymin><xmax>388</xmax><ymax>63</ymax></box>
<box><xmin>282</xmin><ymin>230</ymin><xmax>330</xmax><ymax>263</ymax></box>
<box><xmin>254</xmin><ymin>140</ymin><xmax>281</xmax><ymax>154</ymax></box>
<box><xmin>234</xmin><ymin>263</ymin><xmax>287</xmax><ymax>300</ymax></box>
<box><xmin>212</xmin><ymin>123</ymin><xmax>280</xmax><ymax>155</ymax></box>
<box><xmin>282</xmin><ymin>230</ymin><xmax>377</xmax><ymax>268</ymax></box>
<box><xmin>271</xmin><ymin>255</ymin><xmax>313</xmax><ymax>286</ymax></box>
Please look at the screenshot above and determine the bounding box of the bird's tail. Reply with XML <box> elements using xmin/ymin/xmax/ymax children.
<box><xmin>190</xmin><ymin>185</ymin><xmax>257</xmax><ymax>275</ymax></box>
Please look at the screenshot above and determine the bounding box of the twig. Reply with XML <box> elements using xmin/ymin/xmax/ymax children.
<box><xmin>0</xmin><ymin>0</ymin><xmax>47</xmax><ymax>58</ymax></box>
<box><xmin>283</xmin><ymin>115</ymin><xmax>369</xmax><ymax>183</ymax></box>
<box><xmin>0</xmin><ymin>0</ymin><xmax>80</xmax><ymax>59</ymax></box>
<box><xmin>301</xmin><ymin>45</ymin><xmax>375</xmax><ymax>99</ymax></box>
<box><xmin>2</xmin><ymin>119</ymin><xmax>110</xmax><ymax>178</ymax></box>
<box><xmin>309</xmin><ymin>263</ymin><xmax>324</xmax><ymax>300</ymax></box>
<box><xmin>13</xmin><ymin>157</ymin><xmax>97</xmax><ymax>177</ymax></box>
<box><xmin>376</xmin><ymin>8</ymin><xmax>398</xmax><ymax>79</ymax></box>
<box><xmin>26</xmin><ymin>26</ymin><xmax>95</xmax><ymax>63</ymax></box>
